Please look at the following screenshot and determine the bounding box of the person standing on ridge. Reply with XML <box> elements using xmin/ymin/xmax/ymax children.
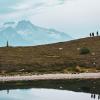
<box><xmin>92</xmin><ymin>32</ymin><xmax>94</xmax><ymax>37</ymax></box>
<box><xmin>96</xmin><ymin>31</ymin><xmax>99</xmax><ymax>36</ymax></box>
<box><xmin>90</xmin><ymin>33</ymin><xmax>92</xmax><ymax>37</ymax></box>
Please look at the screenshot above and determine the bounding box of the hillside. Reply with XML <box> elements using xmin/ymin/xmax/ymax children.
<box><xmin>0</xmin><ymin>36</ymin><xmax>100</xmax><ymax>75</ymax></box>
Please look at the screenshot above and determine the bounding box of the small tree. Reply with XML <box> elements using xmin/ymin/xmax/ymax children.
<box><xmin>80</xmin><ymin>47</ymin><xmax>90</xmax><ymax>55</ymax></box>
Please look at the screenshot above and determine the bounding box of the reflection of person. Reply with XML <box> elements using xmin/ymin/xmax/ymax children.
<box><xmin>91</xmin><ymin>94</ymin><xmax>96</xmax><ymax>99</ymax></box>
<box><xmin>7</xmin><ymin>89</ymin><xmax>9</xmax><ymax>94</ymax></box>
<box><xmin>94</xmin><ymin>94</ymin><xmax>95</xmax><ymax>99</ymax></box>
<box><xmin>98</xmin><ymin>95</ymin><xmax>100</xmax><ymax>100</ymax></box>
<box><xmin>93</xmin><ymin>94</ymin><xmax>96</xmax><ymax>99</ymax></box>
<box><xmin>91</xmin><ymin>94</ymin><xmax>93</xmax><ymax>98</ymax></box>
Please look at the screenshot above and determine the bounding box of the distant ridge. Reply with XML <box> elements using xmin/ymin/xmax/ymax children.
<box><xmin>0</xmin><ymin>20</ymin><xmax>72</xmax><ymax>46</ymax></box>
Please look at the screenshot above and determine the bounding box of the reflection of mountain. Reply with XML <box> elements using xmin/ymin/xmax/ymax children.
<box><xmin>0</xmin><ymin>79</ymin><xmax>100</xmax><ymax>94</ymax></box>
<box><xmin>0</xmin><ymin>20</ymin><xmax>72</xmax><ymax>46</ymax></box>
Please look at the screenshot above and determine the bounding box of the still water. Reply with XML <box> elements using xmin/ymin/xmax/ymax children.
<box><xmin>0</xmin><ymin>79</ymin><xmax>99</xmax><ymax>100</ymax></box>
<box><xmin>0</xmin><ymin>88</ymin><xmax>99</xmax><ymax>100</ymax></box>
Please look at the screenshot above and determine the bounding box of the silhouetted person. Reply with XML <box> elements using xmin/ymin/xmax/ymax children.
<box><xmin>97</xmin><ymin>31</ymin><xmax>99</xmax><ymax>36</ymax></box>
<box><xmin>92</xmin><ymin>32</ymin><xmax>94</xmax><ymax>37</ymax></box>
<box><xmin>90</xmin><ymin>33</ymin><xmax>92</xmax><ymax>37</ymax></box>
<box><xmin>7</xmin><ymin>41</ymin><xmax>9</xmax><ymax>47</ymax></box>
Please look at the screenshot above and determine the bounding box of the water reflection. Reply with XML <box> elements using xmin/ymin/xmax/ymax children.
<box><xmin>7</xmin><ymin>89</ymin><xmax>9</xmax><ymax>94</ymax></box>
<box><xmin>91</xmin><ymin>94</ymin><xmax>100</xmax><ymax>100</ymax></box>
<box><xmin>0</xmin><ymin>89</ymin><xmax>99</xmax><ymax>100</ymax></box>
<box><xmin>0</xmin><ymin>79</ymin><xmax>99</xmax><ymax>100</ymax></box>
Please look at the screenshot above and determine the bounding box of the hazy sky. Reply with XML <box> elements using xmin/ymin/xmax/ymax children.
<box><xmin>0</xmin><ymin>0</ymin><xmax>100</xmax><ymax>38</ymax></box>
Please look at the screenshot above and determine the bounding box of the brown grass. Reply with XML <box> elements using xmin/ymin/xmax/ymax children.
<box><xmin>0</xmin><ymin>36</ymin><xmax>100</xmax><ymax>75</ymax></box>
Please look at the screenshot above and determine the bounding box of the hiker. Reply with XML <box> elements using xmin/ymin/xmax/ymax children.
<box><xmin>96</xmin><ymin>31</ymin><xmax>99</xmax><ymax>36</ymax></box>
<box><xmin>92</xmin><ymin>32</ymin><xmax>94</xmax><ymax>37</ymax></box>
<box><xmin>90</xmin><ymin>33</ymin><xmax>92</xmax><ymax>37</ymax></box>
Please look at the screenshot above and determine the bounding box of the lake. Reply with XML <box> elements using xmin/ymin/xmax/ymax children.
<box><xmin>0</xmin><ymin>79</ymin><xmax>100</xmax><ymax>100</ymax></box>
<box><xmin>0</xmin><ymin>88</ymin><xmax>100</xmax><ymax>100</ymax></box>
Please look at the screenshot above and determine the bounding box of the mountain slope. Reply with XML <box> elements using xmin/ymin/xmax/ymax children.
<box><xmin>0</xmin><ymin>20</ymin><xmax>72</xmax><ymax>46</ymax></box>
<box><xmin>0</xmin><ymin>36</ymin><xmax>100</xmax><ymax>74</ymax></box>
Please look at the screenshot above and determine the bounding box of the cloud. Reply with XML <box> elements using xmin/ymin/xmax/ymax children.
<box><xmin>0</xmin><ymin>0</ymin><xmax>68</xmax><ymax>14</ymax></box>
<box><xmin>0</xmin><ymin>0</ymin><xmax>100</xmax><ymax>39</ymax></box>
<box><xmin>0</xmin><ymin>0</ymin><xmax>68</xmax><ymax>23</ymax></box>
<box><xmin>57</xmin><ymin>0</ymin><xmax>67</xmax><ymax>4</ymax></box>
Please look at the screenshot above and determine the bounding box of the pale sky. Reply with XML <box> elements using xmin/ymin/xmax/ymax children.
<box><xmin>0</xmin><ymin>0</ymin><xmax>100</xmax><ymax>38</ymax></box>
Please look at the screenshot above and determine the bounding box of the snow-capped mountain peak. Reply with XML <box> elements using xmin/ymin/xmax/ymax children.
<box><xmin>0</xmin><ymin>20</ymin><xmax>73</xmax><ymax>46</ymax></box>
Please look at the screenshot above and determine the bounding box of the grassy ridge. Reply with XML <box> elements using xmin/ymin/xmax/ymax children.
<box><xmin>0</xmin><ymin>36</ymin><xmax>100</xmax><ymax>75</ymax></box>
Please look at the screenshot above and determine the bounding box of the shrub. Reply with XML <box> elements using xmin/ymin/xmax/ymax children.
<box><xmin>75</xmin><ymin>66</ymin><xmax>81</xmax><ymax>72</ymax></box>
<box><xmin>80</xmin><ymin>47</ymin><xmax>90</xmax><ymax>55</ymax></box>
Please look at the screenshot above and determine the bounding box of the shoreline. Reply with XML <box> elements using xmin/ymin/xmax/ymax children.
<box><xmin>0</xmin><ymin>73</ymin><xmax>100</xmax><ymax>82</ymax></box>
